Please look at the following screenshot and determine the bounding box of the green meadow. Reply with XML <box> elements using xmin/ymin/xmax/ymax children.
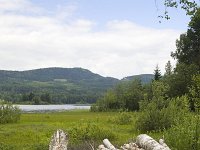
<box><xmin>0</xmin><ymin>110</ymin><xmax>151</xmax><ymax>150</ymax></box>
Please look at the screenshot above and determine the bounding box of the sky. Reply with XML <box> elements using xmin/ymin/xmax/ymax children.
<box><xmin>0</xmin><ymin>0</ymin><xmax>194</xmax><ymax>79</ymax></box>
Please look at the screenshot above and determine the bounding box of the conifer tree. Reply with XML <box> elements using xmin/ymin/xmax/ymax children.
<box><xmin>154</xmin><ymin>65</ymin><xmax>162</xmax><ymax>81</ymax></box>
<box><xmin>165</xmin><ymin>60</ymin><xmax>172</xmax><ymax>76</ymax></box>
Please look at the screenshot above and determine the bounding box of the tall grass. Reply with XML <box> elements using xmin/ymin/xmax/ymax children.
<box><xmin>0</xmin><ymin>111</ymin><xmax>139</xmax><ymax>150</ymax></box>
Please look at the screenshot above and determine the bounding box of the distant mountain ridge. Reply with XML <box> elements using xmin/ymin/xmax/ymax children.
<box><xmin>0</xmin><ymin>67</ymin><xmax>111</xmax><ymax>81</ymax></box>
<box><xmin>0</xmin><ymin>67</ymin><xmax>153</xmax><ymax>104</ymax></box>
<box><xmin>122</xmin><ymin>74</ymin><xmax>154</xmax><ymax>84</ymax></box>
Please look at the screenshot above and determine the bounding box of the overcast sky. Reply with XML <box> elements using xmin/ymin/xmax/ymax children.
<box><xmin>0</xmin><ymin>0</ymin><xmax>193</xmax><ymax>79</ymax></box>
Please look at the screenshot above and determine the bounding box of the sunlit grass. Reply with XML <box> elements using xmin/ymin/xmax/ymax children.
<box><xmin>0</xmin><ymin>110</ymin><xmax>150</xmax><ymax>150</ymax></box>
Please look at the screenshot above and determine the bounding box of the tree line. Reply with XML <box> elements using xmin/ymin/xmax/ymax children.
<box><xmin>92</xmin><ymin>8</ymin><xmax>200</xmax><ymax>113</ymax></box>
<box><xmin>91</xmin><ymin>8</ymin><xmax>200</xmax><ymax>149</ymax></box>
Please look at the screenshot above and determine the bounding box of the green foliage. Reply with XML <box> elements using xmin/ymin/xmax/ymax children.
<box><xmin>0</xmin><ymin>100</ymin><xmax>21</xmax><ymax>124</ymax></box>
<box><xmin>0</xmin><ymin>143</ymin><xmax>15</xmax><ymax>150</ymax></box>
<box><xmin>166</xmin><ymin>8</ymin><xmax>200</xmax><ymax>101</ymax></box>
<box><xmin>137</xmin><ymin>96</ymin><xmax>189</xmax><ymax>132</ymax></box>
<box><xmin>171</xmin><ymin>8</ymin><xmax>200</xmax><ymax>69</ymax></box>
<box><xmin>163</xmin><ymin>63</ymin><xmax>198</xmax><ymax>98</ymax></box>
<box><xmin>136</xmin><ymin>81</ymin><xmax>189</xmax><ymax>132</ymax></box>
<box><xmin>68</xmin><ymin>121</ymin><xmax>116</xmax><ymax>144</ymax></box>
<box><xmin>154</xmin><ymin>65</ymin><xmax>162</xmax><ymax>81</ymax></box>
<box><xmin>159</xmin><ymin>0</ymin><xmax>199</xmax><ymax>20</ymax></box>
<box><xmin>91</xmin><ymin>80</ymin><xmax>145</xmax><ymax>112</ymax></box>
<box><xmin>108</xmin><ymin>112</ymin><xmax>133</xmax><ymax>125</ymax></box>
<box><xmin>122</xmin><ymin>74</ymin><xmax>154</xmax><ymax>84</ymax></box>
<box><xmin>164</xmin><ymin>60</ymin><xmax>172</xmax><ymax>76</ymax></box>
<box><xmin>124</xmin><ymin>80</ymin><xmax>144</xmax><ymax>111</ymax></box>
<box><xmin>0</xmin><ymin>67</ymin><xmax>119</xmax><ymax>104</ymax></box>
<box><xmin>0</xmin><ymin>111</ymin><xmax>137</xmax><ymax>150</ymax></box>
<box><xmin>164</xmin><ymin>113</ymin><xmax>200</xmax><ymax>150</ymax></box>
<box><xmin>189</xmin><ymin>74</ymin><xmax>200</xmax><ymax>111</ymax></box>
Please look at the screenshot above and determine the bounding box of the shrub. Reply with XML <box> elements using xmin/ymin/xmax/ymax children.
<box><xmin>0</xmin><ymin>100</ymin><xmax>21</xmax><ymax>124</ymax></box>
<box><xmin>164</xmin><ymin>113</ymin><xmax>200</xmax><ymax>150</ymax></box>
<box><xmin>68</xmin><ymin>121</ymin><xmax>116</xmax><ymax>144</ymax></box>
<box><xmin>136</xmin><ymin>97</ymin><xmax>188</xmax><ymax>132</ymax></box>
<box><xmin>136</xmin><ymin>81</ymin><xmax>189</xmax><ymax>132</ymax></box>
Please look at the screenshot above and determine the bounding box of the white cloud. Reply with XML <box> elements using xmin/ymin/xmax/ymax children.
<box><xmin>0</xmin><ymin>0</ymin><xmax>181</xmax><ymax>79</ymax></box>
<box><xmin>0</xmin><ymin>0</ymin><xmax>43</xmax><ymax>14</ymax></box>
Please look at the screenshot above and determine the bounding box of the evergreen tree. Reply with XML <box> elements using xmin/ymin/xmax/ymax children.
<box><xmin>154</xmin><ymin>65</ymin><xmax>162</xmax><ymax>81</ymax></box>
<box><xmin>28</xmin><ymin>92</ymin><xmax>35</xmax><ymax>101</ymax></box>
<box><xmin>165</xmin><ymin>60</ymin><xmax>172</xmax><ymax>76</ymax></box>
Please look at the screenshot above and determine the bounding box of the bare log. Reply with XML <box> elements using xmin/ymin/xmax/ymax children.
<box><xmin>159</xmin><ymin>139</ymin><xmax>170</xmax><ymax>149</ymax></box>
<box><xmin>120</xmin><ymin>143</ymin><xmax>143</xmax><ymax>150</ymax></box>
<box><xmin>49</xmin><ymin>129</ymin><xmax>68</xmax><ymax>150</ymax></box>
<box><xmin>98</xmin><ymin>144</ymin><xmax>109</xmax><ymax>150</ymax></box>
<box><xmin>103</xmin><ymin>139</ymin><xmax>116</xmax><ymax>150</ymax></box>
<box><xmin>136</xmin><ymin>134</ymin><xmax>170</xmax><ymax>150</ymax></box>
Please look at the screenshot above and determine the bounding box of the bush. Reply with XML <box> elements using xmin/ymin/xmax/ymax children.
<box><xmin>136</xmin><ymin>81</ymin><xmax>189</xmax><ymax>132</ymax></box>
<box><xmin>136</xmin><ymin>97</ymin><xmax>188</xmax><ymax>132</ymax></box>
<box><xmin>0</xmin><ymin>100</ymin><xmax>21</xmax><ymax>124</ymax></box>
<box><xmin>164</xmin><ymin>113</ymin><xmax>200</xmax><ymax>150</ymax></box>
<box><xmin>68</xmin><ymin>121</ymin><xmax>116</xmax><ymax>144</ymax></box>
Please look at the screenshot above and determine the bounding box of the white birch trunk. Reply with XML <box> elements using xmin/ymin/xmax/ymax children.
<box><xmin>103</xmin><ymin>139</ymin><xmax>116</xmax><ymax>150</ymax></box>
<box><xmin>136</xmin><ymin>134</ymin><xmax>170</xmax><ymax>150</ymax></box>
<box><xmin>49</xmin><ymin>129</ymin><xmax>68</xmax><ymax>150</ymax></box>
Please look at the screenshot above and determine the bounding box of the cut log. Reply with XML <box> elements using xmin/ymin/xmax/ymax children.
<box><xmin>103</xmin><ymin>139</ymin><xmax>116</xmax><ymax>150</ymax></box>
<box><xmin>98</xmin><ymin>144</ymin><xmax>109</xmax><ymax>150</ymax></box>
<box><xmin>136</xmin><ymin>134</ymin><xmax>170</xmax><ymax>150</ymax></box>
<box><xmin>159</xmin><ymin>139</ymin><xmax>170</xmax><ymax>149</ymax></box>
<box><xmin>49</xmin><ymin>129</ymin><xmax>68</xmax><ymax>150</ymax></box>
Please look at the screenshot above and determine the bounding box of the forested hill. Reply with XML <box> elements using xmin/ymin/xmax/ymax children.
<box><xmin>122</xmin><ymin>74</ymin><xmax>154</xmax><ymax>84</ymax></box>
<box><xmin>0</xmin><ymin>67</ymin><xmax>119</xmax><ymax>104</ymax></box>
<box><xmin>0</xmin><ymin>67</ymin><xmax>117</xmax><ymax>83</ymax></box>
<box><xmin>0</xmin><ymin>67</ymin><xmax>153</xmax><ymax>104</ymax></box>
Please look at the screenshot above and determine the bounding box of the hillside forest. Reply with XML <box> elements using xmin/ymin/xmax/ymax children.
<box><xmin>0</xmin><ymin>68</ymin><xmax>154</xmax><ymax>105</ymax></box>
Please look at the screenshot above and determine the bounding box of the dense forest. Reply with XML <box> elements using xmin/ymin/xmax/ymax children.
<box><xmin>0</xmin><ymin>67</ymin><xmax>153</xmax><ymax>104</ymax></box>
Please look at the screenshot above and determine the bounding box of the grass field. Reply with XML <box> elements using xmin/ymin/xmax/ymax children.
<box><xmin>0</xmin><ymin>110</ymin><xmax>131</xmax><ymax>150</ymax></box>
<box><xmin>0</xmin><ymin>110</ymin><xmax>161</xmax><ymax>150</ymax></box>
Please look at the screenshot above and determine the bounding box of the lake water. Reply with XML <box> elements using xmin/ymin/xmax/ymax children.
<box><xmin>17</xmin><ymin>104</ymin><xmax>91</xmax><ymax>112</ymax></box>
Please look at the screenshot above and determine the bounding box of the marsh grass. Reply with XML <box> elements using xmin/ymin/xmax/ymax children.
<box><xmin>0</xmin><ymin>110</ymin><xmax>139</xmax><ymax>150</ymax></box>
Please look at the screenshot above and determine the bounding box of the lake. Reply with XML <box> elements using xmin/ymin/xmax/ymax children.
<box><xmin>17</xmin><ymin>104</ymin><xmax>91</xmax><ymax>112</ymax></box>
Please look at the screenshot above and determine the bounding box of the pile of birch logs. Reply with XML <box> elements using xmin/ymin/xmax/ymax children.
<box><xmin>98</xmin><ymin>134</ymin><xmax>170</xmax><ymax>150</ymax></box>
<box><xmin>49</xmin><ymin>129</ymin><xmax>170</xmax><ymax>150</ymax></box>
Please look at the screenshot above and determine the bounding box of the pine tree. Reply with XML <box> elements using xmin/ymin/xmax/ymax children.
<box><xmin>165</xmin><ymin>60</ymin><xmax>172</xmax><ymax>76</ymax></box>
<box><xmin>154</xmin><ymin>65</ymin><xmax>162</xmax><ymax>81</ymax></box>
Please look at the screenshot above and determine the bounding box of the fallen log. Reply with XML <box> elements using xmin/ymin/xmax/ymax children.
<box><xmin>136</xmin><ymin>134</ymin><xmax>170</xmax><ymax>150</ymax></box>
<box><xmin>98</xmin><ymin>134</ymin><xmax>170</xmax><ymax>150</ymax></box>
<box><xmin>49</xmin><ymin>130</ymin><xmax>171</xmax><ymax>150</ymax></box>
<box><xmin>49</xmin><ymin>129</ymin><xmax>68</xmax><ymax>150</ymax></box>
<box><xmin>103</xmin><ymin>139</ymin><xmax>116</xmax><ymax>150</ymax></box>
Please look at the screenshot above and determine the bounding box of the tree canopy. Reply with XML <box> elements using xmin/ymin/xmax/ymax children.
<box><xmin>171</xmin><ymin>8</ymin><xmax>200</xmax><ymax>70</ymax></box>
<box><xmin>160</xmin><ymin>0</ymin><xmax>199</xmax><ymax>20</ymax></box>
